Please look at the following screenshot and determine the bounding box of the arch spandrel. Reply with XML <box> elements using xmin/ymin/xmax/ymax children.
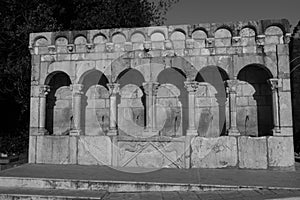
<box><xmin>44</xmin><ymin>63</ymin><xmax>74</xmax><ymax>85</ymax></box>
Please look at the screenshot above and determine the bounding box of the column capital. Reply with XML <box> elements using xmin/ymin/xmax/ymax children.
<box><xmin>71</xmin><ymin>84</ymin><xmax>84</xmax><ymax>96</ymax></box>
<box><xmin>184</xmin><ymin>81</ymin><xmax>198</xmax><ymax>93</ymax></box>
<box><xmin>268</xmin><ymin>78</ymin><xmax>282</xmax><ymax>91</ymax></box>
<box><xmin>142</xmin><ymin>82</ymin><xmax>159</xmax><ymax>96</ymax></box>
<box><xmin>226</xmin><ymin>80</ymin><xmax>239</xmax><ymax>93</ymax></box>
<box><xmin>107</xmin><ymin>83</ymin><xmax>120</xmax><ymax>95</ymax></box>
<box><xmin>39</xmin><ymin>85</ymin><xmax>50</xmax><ymax>97</ymax></box>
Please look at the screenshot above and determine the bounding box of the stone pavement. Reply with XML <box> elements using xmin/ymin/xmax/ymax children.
<box><xmin>103</xmin><ymin>190</ymin><xmax>300</xmax><ymax>200</ymax></box>
<box><xmin>0</xmin><ymin>163</ymin><xmax>299</xmax><ymax>189</ymax></box>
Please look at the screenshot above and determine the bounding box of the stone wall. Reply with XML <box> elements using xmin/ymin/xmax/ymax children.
<box><xmin>28</xmin><ymin>19</ymin><xmax>295</xmax><ymax>170</ymax></box>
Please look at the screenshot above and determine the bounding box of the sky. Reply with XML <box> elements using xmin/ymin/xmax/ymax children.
<box><xmin>166</xmin><ymin>0</ymin><xmax>300</xmax><ymax>30</ymax></box>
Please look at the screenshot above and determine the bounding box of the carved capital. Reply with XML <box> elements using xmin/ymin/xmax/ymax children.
<box><xmin>232</xmin><ymin>36</ymin><xmax>241</xmax><ymax>44</ymax></box>
<box><xmin>107</xmin><ymin>83</ymin><xmax>120</xmax><ymax>95</ymax></box>
<box><xmin>48</xmin><ymin>45</ymin><xmax>56</xmax><ymax>54</ymax></box>
<box><xmin>67</xmin><ymin>44</ymin><xmax>74</xmax><ymax>52</ymax></box>
<box><xmin>106</xmin><ymin>43</ymin><xmax>114</xmax><ymax>52</ymax></box>
<box><xmin>86</xmin><ymin>43</ymin><xmax>94</xmax><ymax>52</ymax></box>
<box><xmin>205</xmin><ymin>38</ymin><xmax>215</xmax><ymax>47</ymax></box>
<box><xmin>71</xmin><ymin>84</ymin><xmax>84</xmax><ymax>96</ymax></box>
<box><xmin>268</xmin><ymin>78</ymin><xmax>282</xmax><ymax>91</ymax></box>
<box><xmin>226</xmin><ymin>80</ymin><xmax>239</xmax><ymax>93</ymax></box>
<box><xmin>256</xmin><ymin>35</ymin><xmax>265</xmax><ymax>46</ymax></box>
<box><xmin>284</xmin><ymin>33</ymin><xmax>292</xmax><ymax>44</ymax></box>
<box><xmin>39</xmin><ymin>85</ymin><xmax>50</xmax><ymax>97</ymax></box>
<box><xmin>184</xmin><ymin>81</ymin><xmax>198</xmax><ymax>93</ymax></box>
<box><xmin>142</xmin><ymin>82</ymin><xmax>159</xmax><ymax>96</ymax></box>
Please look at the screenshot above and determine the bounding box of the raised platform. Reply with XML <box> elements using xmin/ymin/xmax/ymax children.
<box><xmin>0</xmin><ymin>163</ymin><xmax>299</xmax><ymax>199</ymax></box>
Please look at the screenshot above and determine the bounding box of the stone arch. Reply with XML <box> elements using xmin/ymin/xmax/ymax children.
<box><xmin>240</xmin><ymin>27</ymin><xmax>256</xmax><ymax>46</ymax></box>
<box><xmin>118</xmin><ymin>84</ymin><xmax>144</xmax><ymax>136</ymax></box>
<box><xmin>196</xmin><ymin>66</ymin><xmax>229</xmax><ymax>136</ymax></box>
<box><xmin>214</xmin><ymin>28</ymin><xmax>232</xmax><ymax>47</ymax></box>
<box><xmin>45</xmin><ymin>71</ymin><xmax>72</xmax><ymax>135</ymax></box>
<box><xmin>130</xmin><ymin>32</ymin><xmax>146</xmax><ymax>42</ymax></box>
<box><xmin>55</xmin><ymin>37</ymin><xmax>68</xmax><ymax>45</ymax></box>
<box><xmin>192</xmin><ymin>28</ymin><xmax>208</xmax><ymax>48</ymax></box>
<box><xmin>45</xmin><ymin>63</ymin><xmax>74</xmax><ymax>85</ymax></box>
<box><xmin>157</xmin><ymin>68</ymin><xmax>187</xmax><ymax>136</ymax></box>
<box><xmin>74</xmin><ymin>35</ymin><xmax>87</xmax><ymax>44</ymax></box>
<box><xmin>34</xmin><ymin>36</ymin><xmax>49</xmax><ymax>46</ymax></box>
<box><xmin>112</xmin><ymin>32</ymin><xmax>126</xmax><ymax>43</ymax></box>
<box><xmin>265</xmin><ymin>25</ymin><xmax>284</xmax><ymax>44</ymax></box>
<box><xmin>170</xmin><ymin>30</ymin><xmax>186</xmax><ymax>41</ymax></box>
<box><xmin>84</xmin><ymin>84</ymin><xmax>110</xmax><ymax>136</ymax></box>
<box><xmin>80</xmin><ymin>70</ymin><xmax>109</xmax><ymax>135</ymax></box>
<box><xmin>150</xmin><ymin>31</ymin><xmax>165</xmax><ymax>41</ymax></box>
<box><xmin>93</xmin><ymin>33</ymin><xmax>107</xmax><ymax>44</ymax></box>
<box><xmin>192</xmin><ymin>29</ymin><xmax>208</xmax><ymax>39</ymax></box>
<box><xmin>156</xmin><ymin>83</ymin><xmax>182</xmax><ymax>136</ymax></box>
<box><xmin>153</xmin><ymin>57</ymin><xmax>198</xmax><ymax>81</ymax></box>
<box><xmin>237</xmin><ymin>64</ymin><xmax>273</xmax><ymax>136</ymax></box>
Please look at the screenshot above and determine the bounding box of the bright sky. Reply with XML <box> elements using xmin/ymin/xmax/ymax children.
<box><xmin>166</xmin><ymin>0</ymin><xmax>299</xmax><ymax>30</ymax></box>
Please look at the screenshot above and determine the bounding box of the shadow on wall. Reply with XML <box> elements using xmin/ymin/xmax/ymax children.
<box><xmin>237</xmin><ymin>65</ymin><xmax>273</xmax><ymax>136</ymax></box>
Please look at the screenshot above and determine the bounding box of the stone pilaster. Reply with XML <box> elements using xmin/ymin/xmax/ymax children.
<box><xmin>226</xmin><ymin>80</ymin><xmax>240</xmax><ymax>136</ymax></box>
<box><xmin>38</xmin><ymin>85</ymin><xmax>50</xmax><ymax>135</ymax></box>
<box><xmin>184</xmin><ymin>81</ymin><xmax>198</xmax><ymax>136</ymax></box>
<box><xmin>70</xmin><ymin>84</ymin><xmax>84</xmax><ymax>135</ymax></box>
<box><xmin>107</xmin><ymin>83</ymin><xmax>120</xmax><ymax>136</ymax></box>
<box><xmin>268</xmin><ymin>78</ymin><xmax>281</xmax><ymax>135</ymax></box>
<box><xmin>142</xmin><ymin>82</ymin><xmax>159</xmax><ymax>133</ymax></box>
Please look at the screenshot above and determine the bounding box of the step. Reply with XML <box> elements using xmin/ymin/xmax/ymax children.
<box><xmin>0</xmin><ymin>176</ymin><xmax>299</xmax><ymax>193</ymax></box>
<box><xmin>0</xmin><ymin>187</ymin><xmax>107</xmax><ymax>200</ymax></box>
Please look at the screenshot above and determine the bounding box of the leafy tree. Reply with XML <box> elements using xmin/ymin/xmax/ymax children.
<box><xmin>0</xmin><ymin>0</ymin><xmax>178</xmax><ymax>154</ymax></box>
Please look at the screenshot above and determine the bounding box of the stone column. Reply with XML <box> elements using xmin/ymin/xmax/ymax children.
<box><xmin>268</xmin><ymin>78</ymin><xmax>281</xmax><ymax>135</ymax></box>
<box><xmin>38</xmin><ymin>85</ymin><xmax>50</xmax><ymax>135</ymax></box>
<box><xmin>226</xmin><ymin>80</ymin><xmax>240</xmax><ymax>136</ymax></box>
<box><xmin>142</xmin><ymin>82</ymin><xmax>159</xmax><ymax>133</ymax></box>
<box><xmin>107</xmin><ymin>83</ymin><xmax>120</xmax><ymax>136</ymax></box>
<box><xmin>184</xmin><ymin>81</ymin><xmax>198</xmax><ymax>136</ymax></box>
<box><xmin>70</xmin><ymin>84</ymin><xmax>84</xmax><ymax>135</ymax></box>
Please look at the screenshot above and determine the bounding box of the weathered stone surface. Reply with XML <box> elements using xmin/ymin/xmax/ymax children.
<box><xmin>267</xmin><ymin>136</ymin><xmax>294</xmax><ymax>168</ymax></box>
<box><xmin>118</xmin><ymin>139</ymin><xmax>185</xmax><ymax>168</ymax></box>
<box><xmin>191</xmin><ymin>136</ymin><xmax>237</xmax><ymax>168</ymax></box>
<box><xmin>28</xmin><ymin>136</ymin><xmax>37</xmax><ymax>163</ymax></box>
<box><xmin>238</xmin><ymin>136</ymin><xmax>267</xmax><ymax>169</ymax></box>
<box><xmin>78</xmin><ymin>136</ymin><xmax>112</xmax><ymax>165</ymax></box>
<box><xmin>36</xmin><ymin>136</ymin><xmax>71</xmax><ymax>164</ymax></box>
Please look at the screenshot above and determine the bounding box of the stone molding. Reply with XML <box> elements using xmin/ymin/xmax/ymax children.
<box><xmin>268</xmin><ymin>78</ymin><xmax>282</xmax><ymax>91</ymax></box>
<box><xmin>71</xmin><ymin>84</ymin><xmax>84</xmax><ymax>96</ymax></box>
<box><xmin>39</xmin><ymin>85</ymin><xmax>50</xmax><ymax>98</ymax></box>
<box><xmin>107</xmin><ymin>83</ymin><xmax>120</xmax><ymax>95</ymax></box>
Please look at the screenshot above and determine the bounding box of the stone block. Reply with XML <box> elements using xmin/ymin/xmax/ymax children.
<box><xmin>191</xmin><ymin>136</ymin><xmax>237</xmax><ymax>168</ymax></box>
<box><xmin>236</xmin><ymin>97</ymin><xmax>248</xmax><ymax>106</ymax></box>
<box><xmin>30</xmin><ymin>97</ymin><xmax>39</xmax><ymax>128</ymax></box>
<box><xmin>264</xmin><ymin>45</ymin><xmax>276</xmax><ymax>53</ymax></box>
<box><xmin>28</xmin><ymin>136</ymin><xmax>37</xmax><ymax>163</ymax></box>
<box><xmin>282</xmin><ymin>78</ymin><xmax>291</xmax><ymax>91</ymax></box>
<box><xmin>216</xmin><ymin>47</ymin><xmax>227</xmax><ymax>54</ymax></box>
<box><xmin>238</xmin><ymin>136</ymin><xmax>267</xmax><ymax>169</ymax></box>
<box><xmin>78</xmin><ymin>136</ymin><xmax>112</xmax><ymax>165</ymax></box>
<box><xmin>265</xmin><ymin>36</ymin><xmax>280</xmax><ymax>44</ymax></box>
<box><xmin>278</xmin><ymin>55</ymin><xmax>289</xmax><ymax>74</ymax></box>
<box><xmin>151</xmin><ymin>42</ymin><xmax>164</xmax><ymax>50</ymax></box>
<box><xmin>277</xmin><ymin>44</ymin><xmax>288</xmax><ymax>55</ymax></box>
<box><xmin>237</xmin><ymin>106</ymin><xmax>258</xmax><ymax>136</ymax></box>
<box><xmin>118</xmin><ymin>140</ymin><xmax>185</xmax><ymax>168</ymax></box>
<box><xmin>215</xmin><ymin>38</ymin><xmax>231</xmax><ymax>47</ymax></box>
<box><xmin>279</xmin><ymin>92</ymin><xmax>293</xmax><ymax>127</ymax></box>
<box><xmin>200</xmin><ymin>48</ymin><xmax>210</xmax><ymax>56</ymax></box>
<box><xmin>242</xmin><ymin>46</ymin><xmax>257</xmax><ymax>54</ymax></box>
<box><xmin>57</xmin><ymin>54</ymin><xmax>71</xmax><ymax>61</ymax></box>
<box><xmin>194</xmin><ymin>40</ymin><xmax>206</xmax><ymax>48</ymax></box>
<box><xmin>36</xmin><ymin>136</ymin><xmax>71</xmax><ymax>164</ymax></box>
<box><xmin>172</xmin><ymin>41</ymin><xmax>185</xmax><ymax>49</ymax></box>
<box><xmin>133</xmin><ymin>43</ymin><xmax>144</xmax><ymax>50</ymax></box>
<box><xmin>267</xmin><ymin>136</ymin><xmax>294</xmax><ymax>168</ymax></box>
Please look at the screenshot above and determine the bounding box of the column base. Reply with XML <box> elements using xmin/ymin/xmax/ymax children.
<box><xmin>38</xmin><ymin>128</ymin><xmax>49</xmax><ymax>135</ymax></box>
<box><xmin>228</xmin><ymin>128</ymin><xmax>240</xmax><ymax>136</ymax></box>
<box><xmin>107</xmin><ymin>129</ymin><xmax>118</xmax><ymax>136</ymax></box>
<box><xmin>186</xmin><ymin>129</ymin><xmax>198</xmax><ymax>136</ymax></box>
<box><xmin>272</xmin><ymin>128</ymin><xmax>282</xmax><ymax>136</ymax></box>
<box><xmin>70</xmin><ymin>129</ymin><xmax>82</xmax><ymax>136</ymax></box>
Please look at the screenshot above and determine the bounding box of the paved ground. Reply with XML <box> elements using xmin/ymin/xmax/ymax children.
<box><xmin>103</xmin><ymin>190</ymin><xmax>300</xmax><ymax>200</ymax></box>
<box><xmin>0</xmin><ymin>163</ymin><xmax>299</xmax><ymax>189</ymax></box>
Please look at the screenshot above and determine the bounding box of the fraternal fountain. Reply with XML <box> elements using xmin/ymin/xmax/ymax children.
<box><xmin>28</xmin><ymin>19</ymin><xmax>295</xmax><ymax>170</ymax></box>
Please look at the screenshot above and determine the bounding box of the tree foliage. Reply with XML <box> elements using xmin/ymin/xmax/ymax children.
<box><xmin>0</xmin><ymin>0</ymin><xmax>178</xmax><ymax>153</ymax></box>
